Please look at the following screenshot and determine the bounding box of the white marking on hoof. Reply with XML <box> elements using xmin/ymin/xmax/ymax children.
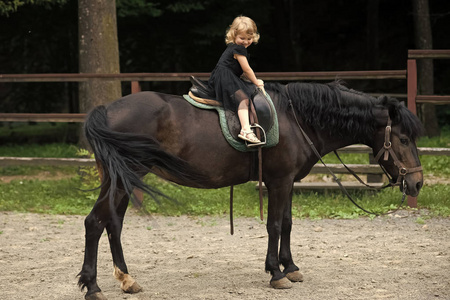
<box><xmin>113</xmin><ymin>266</ymin><xmax>143</xmax><ymax>293</ymax></box>
<box><xmin>286</xmin><ymin>270</ymin><xmax>304</xmax><ymax>282</ymax></box>
<box><xmin>270</xmin><ymin>276</ymin><xmax>293</xmax><ymax>289</ymax></box>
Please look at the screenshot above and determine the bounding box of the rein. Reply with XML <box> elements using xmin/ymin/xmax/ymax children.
<box><xmin>285</xmin><ymin>85</ymin><xmax>422</xmax><ymax>215</ymax></box>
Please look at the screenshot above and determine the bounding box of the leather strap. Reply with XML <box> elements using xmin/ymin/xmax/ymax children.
<box><xmin>249</xmin><ymin>99</ymin><xmax>264</xmax><ymax>221</ymax></box>
<box><xmin>373</xmin><ymin>116</ymin><xmax>423</xmax><ymax>185</ymax></box>
<box><xmin>229</xmin><ymin>98</ymin><xmax>265</xmax><ymax>235</ymax></box>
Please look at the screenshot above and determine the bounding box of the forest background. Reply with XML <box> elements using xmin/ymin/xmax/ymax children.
<box><xmin>0</xmin><ymin>0</ymin><xmax>449</xmax><ymax>141</ymax></box>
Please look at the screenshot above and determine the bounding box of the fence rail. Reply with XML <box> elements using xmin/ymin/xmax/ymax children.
<box><xmin>1</xmin><ymin>146</ymin><xmax>447</xmax><ymax>167</ymax></box>
<box><xmin>407</xmin><ymin>49</ymin><xmax>450</xmax><ymax>114</ymax></box>
<box><xmin>0</xmin><ymin>113</ymin><xmax>86</xmax><ymax>122</ymax></box>
<box><xmin>0</xmin><ymin>69</ymin><xmax>408</xmax><ymax>123</ymax></box>
<box><xmin>0</xmin><ymin>70</ymin><xmax>407</xmax><ymax>83</ymax></box>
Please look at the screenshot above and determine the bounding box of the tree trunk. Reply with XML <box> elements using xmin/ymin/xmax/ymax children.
<box><xmin>78</xmin><ymin>0</ymin><xmax>122</xmax><ymax>146</ymax></box>
<box><xmin>412</xmin><ymin>0</ymin><xmax>440</xmax><ymax>137</ymax></box>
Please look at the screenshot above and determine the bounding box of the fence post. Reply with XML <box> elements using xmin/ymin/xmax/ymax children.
<box><xmin>406</xmin><ymin>59</ymin><xmax>418</xmax><ymax>208</ymax></box>
<box><xmin>407</xmin><ymin>59</ymin><xmax>417</xmax><ymax>115</ymax></box>
<box><xmin>131</xmin><ymin>81</ymin><xmax>141</xmax><ymax>94</ymax></box>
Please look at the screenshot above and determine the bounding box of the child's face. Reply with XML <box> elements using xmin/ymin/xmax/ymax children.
<box><xmin>234</xmin><ymin>33</ymin><xmax>253</xmax><ymax>48</ymax></box>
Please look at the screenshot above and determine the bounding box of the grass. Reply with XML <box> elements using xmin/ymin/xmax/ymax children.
<box><xmin>0</xmin><ymin>128</ymin><xmax>449</xmax><ymax>218</ymax></box>
<box><xmin>0</xmin><ymin>178</ymin><xmax>97</xmax><ymax>215</ymax></box>
<box><xmin>140</xmin><ymin>174</ymin><xmax>450</xmax><ymax>219</ymax></box>
<box><xmin>416</xmin><ymin>126</ymin><xmax>450</xmax><ymax>148</ymax></box>
<box><xmin>1</xmin><ymin>172</ymin><xmax>449</xmax><ymax>218</ymax></box>
<box><xmin>0</xmin><ymin>123</ymin><xmax>80</xmax><ymax>143</ymax></box>
<box><xmin>0</xmin><ymin>142</ymin><xmax>79</xmax><ymax>158</ymax></box>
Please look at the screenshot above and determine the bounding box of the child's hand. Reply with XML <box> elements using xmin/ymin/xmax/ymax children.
<box><xmin>257</xmin><ymin>79</ymin><xmax>266</xmax><ymax>94</ymax></box>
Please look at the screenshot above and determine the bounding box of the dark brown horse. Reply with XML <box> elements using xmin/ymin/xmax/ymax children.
<box><xmin>78</xmin><ymin>81</ymin><xmax>423</xmax><ymax>299</ymax></box>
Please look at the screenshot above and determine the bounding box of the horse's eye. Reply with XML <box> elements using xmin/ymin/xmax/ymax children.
<box><xmin>400</xmin><ymin>138</ymin><xmax>409</xmax><ymax>145</ymax></box>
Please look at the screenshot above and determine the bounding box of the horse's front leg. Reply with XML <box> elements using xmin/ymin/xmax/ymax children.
<box><xmin>106</xmin><ymin>194</ymin><xmax>142</xmax><ymax>294</ymax></box>
<box><xmin>279</xmin><ymin>188</ymin><xmax>303</xmax><ymax>283</ymax></box>
<box><xmin>265</xmin><ymin>182</ymin><xmax>294</xmax><ymax>289</ymax></box>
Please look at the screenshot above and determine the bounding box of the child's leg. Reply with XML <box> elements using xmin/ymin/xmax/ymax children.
<box><xmin>237</xmin><ymin>99</ymin><xmax>251</xmax><ymax>132</ymax></box>
<box><xmin>237</xmin><ymin>98</ymin><xmax>261</xmax><ymax>143</ymax></box>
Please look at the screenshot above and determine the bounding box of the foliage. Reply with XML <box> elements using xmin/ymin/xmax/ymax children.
<box><xmin>1</xmin><ymin>0</ymin><xmax>450</xmax><ymax>129</ymax></box>
<box><xmin>116</xmin><ymin>0</ymin><xmax>207</xmax><ymax>17</ymax></box>
<box><xmin>0</xmin><ymin>0</ymin><xmax>78</xmax><ymax>114</ymax></box>
<box><xmin>75</xmin><ymin>148</ymin><xmax>100</xmax><ymax>191</ymax></box>
<box><xmin>416</xmin><ymin>125</ymin><xmax>450</xmax><ymax>148</ymax></box>
<box><xmin>116</xmin><ymin>0</ymin><xmax>163</xmax><ymax>17</ymax></box>
<box><xmin>0</xmin><ymin>0</ymin><xmax>67</xmax><ymax>16</ymax></box>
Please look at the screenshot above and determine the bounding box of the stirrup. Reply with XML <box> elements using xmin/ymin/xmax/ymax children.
<box><xmin>238</xmin><ymin>129</ymin><xmax>260</xmax><ymax>143</ymax></box>
<box><xmin>245</xmin><ymin>124</ymin><xmax>267</xmax><ymax>148</ymax></box>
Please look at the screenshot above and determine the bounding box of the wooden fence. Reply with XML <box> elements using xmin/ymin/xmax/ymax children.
<box><xmin>1</xmin><ymin>146</ymin><xmax>448</xmax><ymax>208</ymax></box>
<box><xmin>1</xmin><ymin>49</ymin><xmax>449</xmax><ymax>208</ymax></box>
<box><xmin>407</xmin><ymin>49</ymin><xmax>450</xmax><ymax>114</ymax></box>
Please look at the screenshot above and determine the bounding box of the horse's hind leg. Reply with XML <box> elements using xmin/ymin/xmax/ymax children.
<box><xmin>279</xmin><ymin>188</ymin><xmax>303</xmax><ymax>283</ymax></box>
<box><xmin>106</xmin><ymin>193</ymin><xmax>142</xmax><ymax>294</ymax></box>
<box><xmin>78</xmin><ymin>187</ymin><xmax>110</xmax><ymax>300</ymax></box>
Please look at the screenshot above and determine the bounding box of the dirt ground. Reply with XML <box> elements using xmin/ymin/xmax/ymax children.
<box><xmin>0</xmin><ymin>210</ymin><xmax>449</xmax><ymax>300</ymax></box>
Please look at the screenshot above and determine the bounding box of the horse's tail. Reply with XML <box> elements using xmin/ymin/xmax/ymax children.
<box><xmin>84</xmin><ymin>105</ymin><xmax>202</xmax><ymax>206</ymax></box>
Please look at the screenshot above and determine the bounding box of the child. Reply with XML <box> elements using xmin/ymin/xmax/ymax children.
<box><xmin>208</xmin><ymin>16</ymin><xmax>265</xmax><ymax>144</ymax></box>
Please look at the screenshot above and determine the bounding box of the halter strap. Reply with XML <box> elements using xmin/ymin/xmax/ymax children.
<box><xmin>373</xmin><ymin>116</ymin><xmax>423</xmax><ymax>185</ymax></box>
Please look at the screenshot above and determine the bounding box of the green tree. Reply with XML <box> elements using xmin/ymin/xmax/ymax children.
<box><xmin>0</xmin><ymin>0</ymin><xmax>67</xmax><ymax>16</ymax></box>
<box><xmin>0</xmin><ymin>0</ymin><xmax>78</xmax><ymax>114</ymax></box>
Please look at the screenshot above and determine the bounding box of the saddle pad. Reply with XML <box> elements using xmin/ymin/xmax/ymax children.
<box><xmin>183</xmin><ymin>93</ymin><xmax>279</xmax><ymax>152</ymax></box>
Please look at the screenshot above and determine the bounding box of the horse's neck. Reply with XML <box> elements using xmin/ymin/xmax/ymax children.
<box><xmin>315</xmin><ymin>129</ymin><xmax>368</xmax><ymax>157</ymax></box>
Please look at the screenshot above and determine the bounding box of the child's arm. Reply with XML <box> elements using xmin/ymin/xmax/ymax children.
<box><xmin>235</xmin><ymin>54</ymin><xmax>264</xmax><ymax>90</ymax></box>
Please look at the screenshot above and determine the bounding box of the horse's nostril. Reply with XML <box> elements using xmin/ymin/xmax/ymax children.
<box><xmin>416</xmin><ymin>181</ymin><xmax>423</xmax><ymax>191</ymax></box>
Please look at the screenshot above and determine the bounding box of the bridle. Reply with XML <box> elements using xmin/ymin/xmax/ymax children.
<box><xmin>372</xmin><ymin>117</ymin><xmax>423</xmax><ymax>187</ymax></box>
<box><xmin>285</xmin><ymin>85</ymin><xmax>423</xmax><ymax>215</ymax></box>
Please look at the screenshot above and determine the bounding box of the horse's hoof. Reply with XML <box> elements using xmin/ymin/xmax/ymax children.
<box><xmin>286</xmin><ymin>270</ymin><xmax>304</xmax><ymax>282</ymax></box>
<box><xmin>270</xmin><ymin>277</ymin><xmax>293</xmax><ymax>289</ymax></box>
<box><xmin>114</xmin><ymin>266</ymin><xmax>143</xmax><ymax>294</ymax></box>
<box><xmin>123</xmin><ymin>281</ymin><xmax>143</xmax><ymax>294</ymax></box>
<box><xmin>85</xmin><ymin>292</ymin><xmax>108</xmax><ymax>300</ymax></box>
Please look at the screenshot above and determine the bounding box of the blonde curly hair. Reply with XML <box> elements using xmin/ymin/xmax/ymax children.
<box><xmin>225</xmin><ymin>16</ymin><xmax>260</xmax><ymax>45</ymax></box>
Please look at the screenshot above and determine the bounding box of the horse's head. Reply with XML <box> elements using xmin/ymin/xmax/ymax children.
<box><xmin>372</xmin><ymin>97</ymin><xmax>424</xmax><ymax>197</ymax></box>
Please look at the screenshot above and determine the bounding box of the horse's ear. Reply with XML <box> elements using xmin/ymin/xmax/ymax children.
<box><xmin>378</xmin><ymin>95</ymin><xmax>401</xmax><ymax>123</ymax></box>
<box><xmin>373</xmin><ymin>106</ymin><xmax>389</xmax><ymax>126</ymax></box>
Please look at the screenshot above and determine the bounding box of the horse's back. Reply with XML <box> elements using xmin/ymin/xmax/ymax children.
<box><xmin>104</xmin><ymin>91</ymin><xmax>194</xmax><ymax>134</ymax></box>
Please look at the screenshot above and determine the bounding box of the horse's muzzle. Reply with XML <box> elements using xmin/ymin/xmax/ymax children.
<box><xmin>401</xmin><ymin>174</ymin><xmax>423</xmax><ymax>197</ymax></box>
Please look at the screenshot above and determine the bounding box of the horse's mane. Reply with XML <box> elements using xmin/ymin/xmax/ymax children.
<box><xmin>266</xmin><ymin>81</ymin><xmax>423</xmax><ymax>141</ymax></box>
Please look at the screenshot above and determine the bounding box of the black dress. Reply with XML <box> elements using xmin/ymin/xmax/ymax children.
<box><xmin>208</xmin><ymin>44</ymin><xmax>256</xmax><ymax>113</ymax></box>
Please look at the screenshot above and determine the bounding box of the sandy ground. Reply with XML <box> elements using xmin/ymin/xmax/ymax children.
<box><xmin>0</xmin><ymin>210</ymin><xmax>449</xmax><ymax>300</ymax></box>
